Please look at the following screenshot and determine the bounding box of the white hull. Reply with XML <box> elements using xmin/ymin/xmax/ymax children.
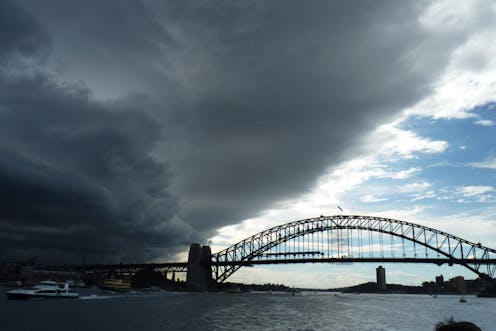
<box><xmin>6</xmin><ymin>281</ymin><xmax>79</xmax><ymax>300</ymax></box>
<box><xmin>7</xmin><ymin>291</ymin><xmax>79</xmax><ymax>300</ymax></box>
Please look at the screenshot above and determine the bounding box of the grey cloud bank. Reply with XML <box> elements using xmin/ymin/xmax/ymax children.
<box><xmin>0</xmin><ymin>0</ymin><xmax>471</xmax><ymax>263</ymax></box>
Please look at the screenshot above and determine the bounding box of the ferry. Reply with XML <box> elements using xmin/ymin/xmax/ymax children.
<box><xmin>102</xmin><ymin>278</ymin><xmax>132</xmax><ymax>292</ymax></box>
<box><xmin>6</xmin><ymin>281</ymin><xmax>79</xmax><ymax>300</ymax></box>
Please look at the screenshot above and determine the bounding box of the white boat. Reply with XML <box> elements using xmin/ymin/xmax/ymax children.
<box><xmin>6</xmin><ymin>281</ymin><xmax>79</xmax><ymax>300</ymax></box>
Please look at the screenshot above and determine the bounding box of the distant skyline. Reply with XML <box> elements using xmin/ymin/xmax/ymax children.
<box><xmin>1</xmin><ymin>0</ymin><xmax>495</xmax><ymax>287</ymax></box>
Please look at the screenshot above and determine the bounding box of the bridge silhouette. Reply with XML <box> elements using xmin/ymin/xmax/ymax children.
<box><xmin>72</xmin><ymin>215</ymin><xmax>496</xmax><ymax>290</ymax></box>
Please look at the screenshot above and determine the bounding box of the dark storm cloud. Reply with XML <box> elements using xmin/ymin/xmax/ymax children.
<box><xmin>2</xmin><ymin>0</ymin><xmax>471</xmax><ymax>262</ymax></box>
<box><xmin>0</xmin><ymin>71</ymin><xmax>197</xmax><ymax>262</ymax></box>
<box><xmin>0</xmin><ymin>1</ymin><xmax>50</xmax><ymax>60</ymax></box>
<box><xmin>147</xmin><ymin>1</ymin><xmax>461</xmax><ymax>228</ymax></box>
<box><xmin>0</xmin><ymin>0</ymin><xmax>199</xmax><ymax>263</ymax></box>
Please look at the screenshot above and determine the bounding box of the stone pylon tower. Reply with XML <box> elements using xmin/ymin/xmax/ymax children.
<box><xmin>186</xmin><ymin>244</ymin><xmax>213</xmax><ymax>291</ymax></box>
<box><xmin>376</xmin><ymin>266</ymin><xmax>386</xmax><ymax>290</ymax></box>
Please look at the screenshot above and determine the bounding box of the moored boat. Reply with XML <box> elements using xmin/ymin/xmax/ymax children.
<box><xmin>6</xmin><ymin>281</ymin><xmax>79</xmax><ymax>300</ymax></box>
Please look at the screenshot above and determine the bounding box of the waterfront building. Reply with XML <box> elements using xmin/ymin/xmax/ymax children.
<box><xmin>435</xmin><ymin>275</ymin><xmax>444</xmax><ymax>286</ymax></box>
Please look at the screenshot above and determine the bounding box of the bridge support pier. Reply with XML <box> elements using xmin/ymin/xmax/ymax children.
<box><xmin>186</xmin><ymin>244</ymin><xmax>213</xmax><ymax>291</ymax></box>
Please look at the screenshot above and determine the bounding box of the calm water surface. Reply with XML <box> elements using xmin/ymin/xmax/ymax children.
<box><xmin>1</xmin><ymin>288</ymin><xmax>495</xmax><ymax>331</ymax></box>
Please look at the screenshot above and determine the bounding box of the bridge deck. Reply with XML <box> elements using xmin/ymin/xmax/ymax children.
<box><xmin>46</xmin><ymin>262</ymin><xmax>188</xmax><ymax>272</ymax></box>
<box><xmin>47</xmin><ymin>258</ymin><xmax>496</xmax><ymax>271</ymax></box>
<box><xmin>212</xmin><ymin>257</ymin><xmax>496</xmax><ymax>266</ymax></box>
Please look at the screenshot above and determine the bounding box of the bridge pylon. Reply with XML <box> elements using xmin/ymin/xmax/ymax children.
<box><xmin>186</xmin><ymin>244</ymin><xmax>213</xmax><ymax>291</ymax></box>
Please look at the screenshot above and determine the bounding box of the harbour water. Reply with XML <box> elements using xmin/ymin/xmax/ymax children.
<box><xmin>1</xmin><ymin>288</ymin><xmax>495</xmax><ymax>330</ymax></box>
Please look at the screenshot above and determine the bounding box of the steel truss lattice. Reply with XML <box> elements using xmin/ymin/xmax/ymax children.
<box><xmin>212</xmin><ymin>215</ymin><xmax>496</xmax><ymax>284</ymax></box>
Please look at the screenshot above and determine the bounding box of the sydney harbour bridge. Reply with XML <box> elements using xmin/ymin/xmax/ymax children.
<box><xmin>71</xmin><ymin>215</ymin><xmax>496</xmax><ymax>290</ymax></box>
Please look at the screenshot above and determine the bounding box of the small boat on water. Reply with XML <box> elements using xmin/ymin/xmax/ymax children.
<box><xmin>6</xmin><ymin>281</ymin><xmax>79</xmax><ymax>300</ymax></box>
<box><xmin>102</xmin><ymin>278</ymin><xmax>132</xmax><ymax>292</ymax></box>
<box><xmin>459</xmin><ymin>296</ymin><xmax>467</xmax><ymax>303</ymax></box>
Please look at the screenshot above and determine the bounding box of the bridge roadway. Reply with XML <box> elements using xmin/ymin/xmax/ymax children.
<box><xmin>211</xmin><ymin>257</ymin><xmax>496</xmax><ymax>267</ymax></box>
<box><xmin>46</xmin><ymin>262</ymin><xmax>188</xmax><ymax>274</ymax></box>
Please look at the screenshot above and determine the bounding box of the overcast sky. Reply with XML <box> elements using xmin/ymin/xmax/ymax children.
<box><xmin>1</xmin><ymin>0</ymin><xmax>495</xmax><ymax>286</ymax></box>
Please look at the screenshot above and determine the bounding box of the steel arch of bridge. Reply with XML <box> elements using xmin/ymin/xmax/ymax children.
<box><xmin>211</xmin><ymin>215</ymin><xmax>496</xmax><ymax>284</ymax></box>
